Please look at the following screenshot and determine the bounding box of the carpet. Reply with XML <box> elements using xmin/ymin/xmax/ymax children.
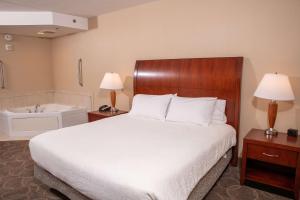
<box><xmin>0</xmin><ymin>141</ymin><xmax>291</xmax><ymax>200</ymax></box>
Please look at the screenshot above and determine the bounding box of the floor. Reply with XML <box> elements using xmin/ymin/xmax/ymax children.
<box><xmin>0</xmin><ymin>140</ymin><xmax>292</xmax><ymax>200</ymax></box>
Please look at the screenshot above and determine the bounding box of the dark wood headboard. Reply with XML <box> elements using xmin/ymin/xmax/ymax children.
<box><xmin>133</xmin><ymin>57</ymin><xmax>243</xmax><ymax>165</ymax></box>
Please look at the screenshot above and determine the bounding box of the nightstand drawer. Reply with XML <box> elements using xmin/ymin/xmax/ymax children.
<box><xmin>247</xmin><ymin>144</ymin><xmax>298</xmax><ymax>167</ymax></box>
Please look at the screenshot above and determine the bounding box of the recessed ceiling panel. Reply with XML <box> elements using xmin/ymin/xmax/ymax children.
<box><xmin>0</xmin><ymin>0</ymin><xmax>157</xmax><ymax>17</ymax></box>
<box><xmin>0</xmin><ymin>11</ymin><xmax>88</xmax><ymax>38</ymax></box>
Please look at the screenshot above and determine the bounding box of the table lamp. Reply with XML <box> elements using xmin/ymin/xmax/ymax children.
<box><xmin>254</xmin><ymin>73</ymin><xmax>295</xmax><ymax>136</ymax></box>
<box><xmin>100</xmin><ymin>72</ymin><xmax>123</xmax><ymax>112</ymax></box>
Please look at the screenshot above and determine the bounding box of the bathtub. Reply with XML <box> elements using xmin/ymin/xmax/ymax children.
<box><xmin>0</xmin><ymin>104</ymin><xmax>88</xmax><ymax>137</ymax></box>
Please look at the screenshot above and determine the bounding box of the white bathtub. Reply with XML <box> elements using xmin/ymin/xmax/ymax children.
<box><xmin>0</xmin><ymin>104</ymin><xmax>88</xmax><ymax>137</ymax></box>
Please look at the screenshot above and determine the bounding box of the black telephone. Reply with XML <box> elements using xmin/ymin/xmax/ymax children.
<box><xmin>99</xmin><ymin>105</ymin><xmax>111</xmax><ymax>112</ymax></box>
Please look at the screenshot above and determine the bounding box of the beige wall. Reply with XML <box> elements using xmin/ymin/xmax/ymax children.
<box><xmin>0</xmin><ymin>34</ymin><xmax>53</xmax><ymax>96</ymax></box>
<box><xmin>51</xmin><ymin>0</ymin><xmax>300</xmax><ymax>155</ymax></box>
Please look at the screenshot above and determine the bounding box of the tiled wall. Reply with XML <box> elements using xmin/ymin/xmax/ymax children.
<box><xmin>0</xmin><ymin>91</ymin><xmax>92</xmax><ymax>111</ymax></box>
<box><xmin>53</xmin><ymin>91</ymin><xmax>93</xmax><ymax>111</ymax></box>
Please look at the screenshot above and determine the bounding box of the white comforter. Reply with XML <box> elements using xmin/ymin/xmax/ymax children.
<box><xmin>29</xmin><ymin>114</ymin><xmax>236</xmax><ymax>200</ymax></box>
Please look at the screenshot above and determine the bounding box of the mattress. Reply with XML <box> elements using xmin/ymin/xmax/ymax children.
<box><xmin>29</xmin><ymin>114</ymin><xmax>236</xmax><ymax>200</ymax></box>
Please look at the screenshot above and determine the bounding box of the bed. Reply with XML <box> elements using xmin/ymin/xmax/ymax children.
<box><xmin>30</xmin><ymin>57</ymin><xmax>243</xmax><ymax>200</ymax></box>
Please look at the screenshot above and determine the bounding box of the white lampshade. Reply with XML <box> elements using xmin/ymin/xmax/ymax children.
<box><xmin>100</xmin><ymin>72</ymin><xmax>123</xmax><ymax>90</ymax></box>
<box><xmin>254</xmin><ymin>73</ymin><xmax>295</xmax><ymax>101</ymax></box>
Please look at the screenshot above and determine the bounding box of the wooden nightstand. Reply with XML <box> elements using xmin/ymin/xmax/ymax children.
<box><xmin>241</xmin><ymin>129</ymin><xmax>300</xmax><ymax>199</ymax></box>
<box><xmin>88</xmin><ymin>110</ymin><xmax>128</xmax><ymax>122</ymax></box>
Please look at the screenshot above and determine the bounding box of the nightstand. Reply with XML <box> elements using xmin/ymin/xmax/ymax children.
<box><xmin>88</xmin><ymin>110</ymin><xmax>128</xmax><ymax>122</ymax></box>
<box><xmin>241</xmin><ymin>129</ymin><xmax>300</xmax><ymax>199</ymax></box>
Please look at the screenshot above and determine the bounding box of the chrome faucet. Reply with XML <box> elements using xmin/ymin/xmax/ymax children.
<box><xmin>34</xmin><ymin>104</ymin><xmax>40</xmax><ymax>113</ymax></box>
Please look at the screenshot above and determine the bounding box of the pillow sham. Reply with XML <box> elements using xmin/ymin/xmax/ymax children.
<box><xmin>129</xmin><ymin>94</ymin><xmax>173</xmax><ymax>120</ymax></box>
<box><xmin>171</xmin><ymin>97</ymin><xmax>227</xmax><ymax>123</ymax></box>
<box><xmin>166</xmin><ymin>96</ymin><xmax>217</xmax><ymax>126</ymax></box>
<box><xmin>183</xmin><ymin>97</ymin><xmax>227</xmax><ymax>124</ymax></box>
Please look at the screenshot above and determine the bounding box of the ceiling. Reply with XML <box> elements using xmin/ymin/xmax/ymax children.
<box><xmin>0</xmin><ymin>0</ymin><xmax>156</xmax><ymax>17</ymax></box>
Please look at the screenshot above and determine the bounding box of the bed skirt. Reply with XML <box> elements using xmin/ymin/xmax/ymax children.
<box><xmin>34</xmin><ymin>149</ymin><xmax>232</xmax><ymax>200</ymax></box>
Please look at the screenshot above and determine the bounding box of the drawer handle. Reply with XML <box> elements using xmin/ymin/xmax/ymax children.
<box><xmin>262</xmin><ymin>152</ymin><xmax>279</xmax><ymax>158</ymax></box>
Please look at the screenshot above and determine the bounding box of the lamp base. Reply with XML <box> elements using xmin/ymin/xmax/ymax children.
<box><xmin>265</xmin><ymin>128</ymin><xmax>278</xmax><ymax>136</ymax></box>
<box><xmin>111</xmin><ymin>107</ymin><xmax>119</xmax><ymax>113</ymax></box>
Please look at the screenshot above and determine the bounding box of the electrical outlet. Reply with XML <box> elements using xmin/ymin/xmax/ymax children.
<box><xmin>5</xmin><ymin>44</ymin><xmax>14</xmax><ymax>51</ymax></box>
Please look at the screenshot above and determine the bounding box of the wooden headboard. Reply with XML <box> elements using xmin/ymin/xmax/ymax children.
<box><xmin>133</xmin><ymin>57</ymin><xmax>243</xmax><ymax>165</ymax></box>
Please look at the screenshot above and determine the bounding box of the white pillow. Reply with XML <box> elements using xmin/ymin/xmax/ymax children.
<box><xmin>212</xmin><ymin>99</ymin><xmax>227</xmax><ymax>124</ymax></box>
<box><xmin>166</xmin><ymin>96</ymin><xmax>217</xmax><ymax>126</ymax></box>
<box><xmin>129</xmin><ymin>94</ymin><xmax>173</xmax><ymax>120</ymax></box>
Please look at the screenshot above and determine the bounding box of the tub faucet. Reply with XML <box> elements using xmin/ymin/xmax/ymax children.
<box><xmin>34</xmin><ymin>104</ymin><xmax>40</xmax><ymax>113</ymax></box>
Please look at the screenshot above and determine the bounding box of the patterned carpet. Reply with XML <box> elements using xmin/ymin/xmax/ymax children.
<box><xmin>0</xmin><ymin>141</ymin><xmax>291</xmax><ymax>200</ymax></box>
